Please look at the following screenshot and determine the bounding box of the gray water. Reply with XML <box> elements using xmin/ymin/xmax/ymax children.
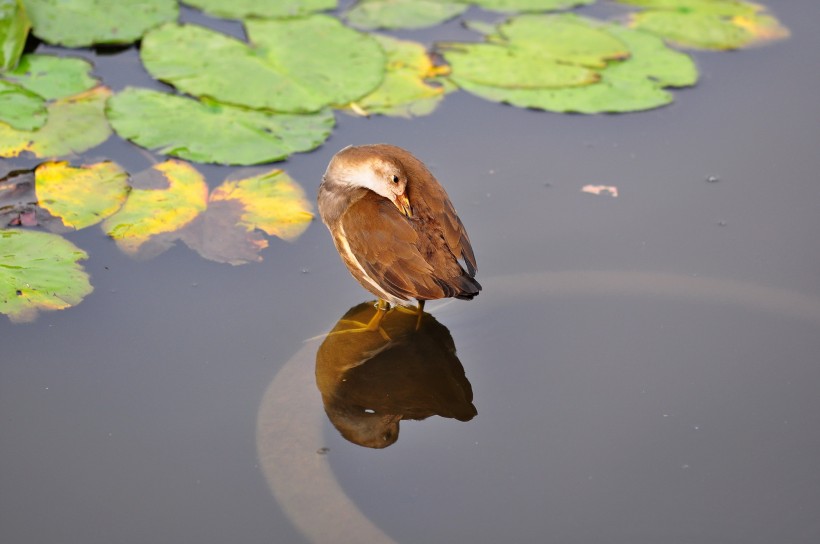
<box><xmin>2</xmin><ymin>2</ymin><xmax>820</xmax><ymax>543</ymax></box>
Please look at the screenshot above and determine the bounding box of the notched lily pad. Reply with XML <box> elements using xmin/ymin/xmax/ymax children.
<box><xmin>182</xmin><ymin>0</ymin><xmax>337</xmax><ymax>19</ymax></box>
<box><xmin>4</xmin><ymin>54</ymin><xmax>99</xmax><ymax>99</ymax></box>
<box><xmin>102</xmin><ymin>160</ymin><xmax>208</xmax><ymax>255</ymax></box>
<box><xmin>0</xmin><ymin>229</ymin><xmax>93</xmax><ymax>323</ymax></box>
<box><xmin>141</xmin><ymin>16</ymin><xmax>385</xmax><ymax>113</ymax></box>
<box><xmin>620</xmin><ymin>0</ymin><xmax>789</xmax><ymax>49</ymax></box>
<box><xmin>35</xmin><ymin>161</ymin><xmax>129</xmax><ymax>230</ymax></box>
<box><xmin>0</xmin><ymin>86</ymin><xmax>112</xmax><ymax>158</ymax></box>
<box><xmin>348</xmin><ymin>35</ymin><xmax>450</xmax><ymax>118</ymax></box>
<box><xmin>0</xmin><ymin>80</ymin><xmax>47</xmax><ymax>130</ymax></box>
<box><xmin>345</xmin><ymin>0</ymin><xmax>468</xmax><ymax>30</ymax></box>
<box><xmin>106</xmin><ymin>87</ymin><xmax>336</xmax><ymax>165</ymax></box>
<box><xmin>22</xmin><ymin>0</ymin><xmax>179</xmax><ymax>47</ymax></box>
<box><xmin>0</xmin><ymin>0</ymin><xmax>30</xmax><ymax>70</ymax></box>
<box><xmin>467</xmin><ymin>0</ymin><xmax>594</xmax><ymax>12</ymax></box>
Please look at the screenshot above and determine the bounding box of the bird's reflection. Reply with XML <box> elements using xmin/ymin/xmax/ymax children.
<box><xmin>315</xmin><ymin>302</ymin><xmax>476</xmax><ymax>449</ymax></box>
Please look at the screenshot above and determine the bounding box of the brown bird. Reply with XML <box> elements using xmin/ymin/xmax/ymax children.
<box><xmin>318</xmin><ymin>144</ymin><xmax>480</xmax><ymax>331</ymax></box>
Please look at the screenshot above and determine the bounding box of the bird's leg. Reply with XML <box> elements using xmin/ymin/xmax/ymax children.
<box><xmin>329</xmin><ymin>299</ymin><xmax>392</xmax><ymax>341</ymax></box>
<box><xmin>415</xmin><ymin>300</ymin><xmax>425</xmax><ymax>330</ymax></box>
<box><xmin>392</xmin><ymin>300</ymin><xmax>425</xmax><ymax>330</ymax></box>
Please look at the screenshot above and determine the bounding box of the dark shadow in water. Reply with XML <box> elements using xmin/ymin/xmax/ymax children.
<box><xmin>315</xmin><ymin>301</ymin><xmax>477</xmax><ymax>449</ymax></box>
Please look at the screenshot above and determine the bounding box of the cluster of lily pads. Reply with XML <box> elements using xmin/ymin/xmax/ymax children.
<box><xmin>0</xmin><ymin>0</ymin><xmax>790</xmax><ymax>321</ymax></box>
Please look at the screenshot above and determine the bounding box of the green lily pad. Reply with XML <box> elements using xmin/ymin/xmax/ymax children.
<box><xmin>182</xmin><ymin>0</ymin><xmax>337</xmax><ymax>19</ymax></box>
<box><xmin>4</xmin><ymin>54</ymin><xmax>98</xmax><ymax>99</ymax></box>
<box><xmin>210</xmin><ymin>169</ymin><xmax>314</xmax><ymax>242</ymax></box>
<box><xmin>467</xmin><ymin>0</ymin><xmax>594</xmax><ymax>12</ymax></box>
<box><xmin>345</xmin><ymin>0</ymin><xmax>468</xmax><ymax>30</ymax></box>
<box><xmin>350</xmin><ymin>35</ymin><xmax>450</xmax><ymax>118</ymax></box>
<box><xmin>0</xmin><ymin>229</ymin><xmax>92</xmax><ymax>323</ymax></box>
<box><xmin>452</xmin><ymin>24</ymin><xmax>697</xmax><ymax>113</ymax></box>
<box><xmin>0</xmin><ymin>86</ymin><xmax>112</xmax><ymax>158</ymax></box>
<box><xmin>102</xmin><ymin>159</ymin><xmax>208</xmax><ymax>255</ymax></box>
<box><xmin>0</xmin><ymin>0</ymin><xmax>30</xmax><ymax>70</ymax></box>
<box><xmin>616</xmin><ymin>0</ymin><xmax>757</xmax><ymax>16</ymax></box>
<box><xmin>106</xmin><ymin>87</ymin><xmax>336</xmax><ymax>165</ymax></box>
<box><xmin>141</xmin><ymin>16</ymin><xmax>385</xmax><ymax>113</ymax></box>
<box><xmin>22</xmin><ymin>0</ymin><xmax>179</xmax><ymax>47</ymax></box>
<box><xmin>35</xmin><ymin>161</ymin><xmax>129</xmax><ymax>230</ymax></box>
<box><xmin>0</xmin><ymin>80</ymin><xmax>46</xmax><ymax>130</ymax></box>
<box><xmin>442</xmin><ymin>42</ymin><xmax>599</xmax><ymax>89</ymax></box>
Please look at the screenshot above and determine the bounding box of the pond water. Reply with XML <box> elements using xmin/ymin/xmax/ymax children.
<box><xmin>3</xmin><ymin>2</ymin><xmax>820</xmax><ymax>544</ymax></box>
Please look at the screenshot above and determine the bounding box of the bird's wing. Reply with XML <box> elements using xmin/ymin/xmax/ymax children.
<box><xmin>341</xmin><ymin>194</ymin><xmax>449</xmax><ymax>301</ymax></box>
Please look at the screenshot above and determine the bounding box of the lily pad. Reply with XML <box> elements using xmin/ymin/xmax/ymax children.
<box><xmin>350</xmin><ymin>35</ymin><xmax>450</xmax><ymax>118</ymax></box>
<box><xmin>141</xmin><ymin>16</ymin><xmax>386</xmax><ymax>113</ymax></box>
<box><xmin>106</xmin><ymin>87</ymin><xmax>336</xmax><ymax>165</ymax></box>
<box><xmin>210</xmin><ymin>169</ymin><xmax>314</xmax><ymax>242</ymax></box>
<box><xmin>35</xmin><ymin>161</ymin><xmax>129</xmax><ymax>230</ymax></box>
<box><xmin>4</xmin><ymin>54</ymin><xmax>99</xmax><ymax>99</ymax></box>
<box><xmin>102</xmin><ymin>160</ymin><xmax>208</xmax><ymax>255</ymax></box>
<box><xmin>22</xmin><ymin>0</ymin><xmax>179</xmax><ymax>47</ymax></box>
<box><xmin>0</xmin><ymin>0</ymin><xmax>30</xmax><ymax>70</ymax></box>
<box><xmin>0</xmin><ymin>86</ymin><xmax>112</xmax><ymax>158</ymax></box>
<box><xmin>182</xmin><ymin>0</ymin><xmax>337</xmax><ymax>19</ymax></box>
<box><xmin>0</xmin><ymin>80</ymin><xmax>46</xmax><ymax>130</ymax></box>
<box><xmin>345</xmin><ymin>0</ymin><xmax>468</xmax><ymax>30</ymax></box>
<box><xmin>616</xmin><ymin>0</ymin><xmax>758</xmax><ymax>16</ymax></box>
<box><xmin>452</xmin><ymin>24</ymin><xmax>697</xmax><ymax>113</ymax></box>
<box><xmin>0</xmin><ymin>229</ymin><xmax>93</xmax><ymax>323</ymax></box>
<box><xmin>467</xmin><ymin>0</ymin><xmax>594</xmax><ymax>12</ymax></box>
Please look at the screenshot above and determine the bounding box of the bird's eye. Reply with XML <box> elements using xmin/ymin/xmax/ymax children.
<box><xmin>391</xmin><ymin>175</ymin><xmax>400</xmax><ymax>184</ymax></box>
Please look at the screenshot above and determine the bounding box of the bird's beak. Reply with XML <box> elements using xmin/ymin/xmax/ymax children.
<box><xmin>395</xmin><ymin>194</ymin><xmax>413</xmax><ymax>218</ymax></box>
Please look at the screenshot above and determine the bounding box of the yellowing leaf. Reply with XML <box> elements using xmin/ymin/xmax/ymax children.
<box><xmin>210</xmin><ymin>169</ymin><xmax>314</xmax><ymax>241</ymax></box>
<box><xmin>102</xmin><ymin>160</ymin><xmax>208</xmax><ymax>254</ymax></box>
<box><xmin>35</xmin><ymin>161</ymin><xmax>130</xmax><ymax>230</ymax></box>
<box><xmin>0</xmin><ymin>86</ymin><xmax>112</xmax><ymax>158</ymax></box>
<box><xmin>0</xmin><ymin>229</ymin><xmax>92</xmax><ymax>323</ymax></box>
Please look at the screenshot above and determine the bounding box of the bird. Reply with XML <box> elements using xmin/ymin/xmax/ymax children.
<box><xmin>318</xmin><ymin>144</ymin><xmax>480</xmax><ymax>332</ymax></box>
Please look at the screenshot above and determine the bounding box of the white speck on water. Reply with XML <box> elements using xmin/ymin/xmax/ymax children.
<box><xmin>682</xmin><ymin>464</ymin><xmax>690</xmax><ymax>469</ymax></box>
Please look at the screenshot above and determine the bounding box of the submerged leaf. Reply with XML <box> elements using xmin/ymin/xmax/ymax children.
<box><xmin>0</xmin><ymin>0</ymin><xmax>30</xmax><ymax>70</ymax></box>
<box><xmin>4</xmin><ymin>54</ymin><xmax>99</xmax><ymax>99</ymax></box>
<box><xmin>0</xmin><ymin>86</ymin><xmax>112</xmax><ymax>158</ymax></box>
<box><xmin>351</xmin><ymin>35</ymin><xmax>449</xmax><ymax>118</ymax></box>
<box><xmin>182</xmin><ymin>0</ymin><xmax>336</xmax><ymax>18</ymax></box>
<box><xmin>22</xmin><ymin>0</ymin><xmax>179</xmax><ymax>47</ymax></box>
<box><xmin>467</xmin><ymin>0</ymin><xmax>594</xmax><ymax>12</ymax></box>
<box><xmin>0</xmin><ymin>229</ymin><xmax>92</xmax><ymax>323</ymax></box>
<box><xmin>102</xmin><ymin>160</ymin><xmax>208</xmax><ymax>254</ymax></box>
<box><xmin>141</xmin><ymin>16</ymin><xmax>385</xmax><ymax>113</ymax></box>
<box><xmin>106</xmin><ymin>87</ymin><xmax>335</xmax><ymax>165</ymax></box>
<box><xmin>35</xmin><ymin>161</ymin><xmax>129</xmax><ymax>230</ymax></box>
<box><xmin>0</xmin><ymin>80</ymin><xmax>46</xmax><ymax>130</ymax></box>
<box><xmin>210</xmin><ymin>169</ymin><xmax>314</xmax><ymax>242</ymax></box>
<box><xmin>345</xmin><ymin>0</ymin><xmax>467</xmax><ymax>30</ymax></box>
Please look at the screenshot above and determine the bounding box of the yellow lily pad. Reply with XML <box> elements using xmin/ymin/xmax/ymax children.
<box><xmin>35</xmin><ymin>161</ymin><xmax>130</xmax><ymax>230</ymax></box>
<box><xmin>0</xmin><ymin>86</ymin><xmax>112</xmax><ymax>158</ymax></box>
<box><xmin>0</xmin><ymin>229</ymin><xmax>92</xmax><ymax>323</ymax></box>
<box><xmin>210</xmin><ymin>169</ymin><xmax>314</xmax><ymax>242</ymax></box>
<box><xmin>102</xmin><ymin>160</ymin><xmax>208</xmax><ymax>254</ymax></box>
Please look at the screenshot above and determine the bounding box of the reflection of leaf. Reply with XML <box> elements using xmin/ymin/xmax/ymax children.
<box><xmin>345</xmin><ymin>0</ymin><xmax>467</xmax><ymax>30</ymax></box>
<box><xmin>22</xmin><ymin>0</ymin><xmax>179</xmax><ymax>47</ymax></box>
<box><xmin>141</xmin><ymin>16</ymin><xmax>385</xmax><ymax>113</ymax></box>
<box><xmin>619</xmin><ymin>0</ymin><xmax>789</xmax><ymax>50</ymax></box>
<box><xmin>0</xmin><ymin>86</ymin><xmax>112</xmax><ymax>158</ymax></box>
<box><xmin>4</xmin><ymin>54</ymin><xmax>99</xmax><ymax>99</ymax></box>
<box><xmin>467</xmin><ymin>0</ymin><xmax>594</xmax><ymax>11</ymax></box>
<box><xmin>0</xmin><ymin>0</ymin><xmax>30</xmax><ymax>70</ymax></box>
<box><xmin>182</xmin><ymin>0</ymin><xmax>337</xmax><ymax>18</ymax></box>
<box><xmin>106</xmin><ymin>87</ymin><xmax>335</xmax><ymax>165</ymax></box>
<box><xmin>350</xmin><ymin>35</ymin><xmax>449</xmax><ymax>118</ymax></box>
<box><xmin>0</xmin><ymin>229</ymin><xmax>93</xmax><ymax>323</ymax></box>
<box><xmin>0</xmin><ymin>80</ymin><xmax>46</xmax><ymax>130</ymax></box>
<box><xmin>35</xmin><ymin>161</ymin><xmax>130</xmax><ymax>230</ymax></box>
<box><xmin>210</xmin><ymin>169</ymin><xmax>314</xmax><ymax>242</ymax></box>
<box><xmin>102</xmin><ymin>160</ymin><xmax>208</xmax><ymax>254</ymax></box>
